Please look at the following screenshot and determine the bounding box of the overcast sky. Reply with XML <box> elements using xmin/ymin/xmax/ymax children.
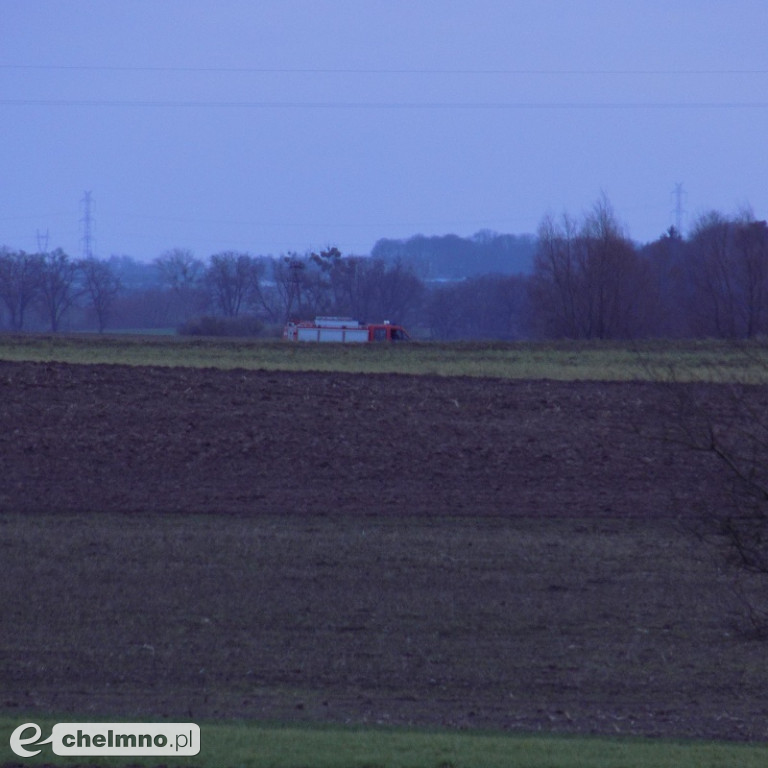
<box><xmin>2</xmin><ymin>1</ymin><xmax>767</xmax><ymax>261</ymax></box>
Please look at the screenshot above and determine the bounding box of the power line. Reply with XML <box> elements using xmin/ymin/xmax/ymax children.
<box><xmin>2</xmin><ymin>64</ymin><xmax>768</xmax><ymax>75</ymax></box>
<box><xmin>3</xmin><ymin>99</ymin><xmax>768</xmax><ymax>110</ymax></box>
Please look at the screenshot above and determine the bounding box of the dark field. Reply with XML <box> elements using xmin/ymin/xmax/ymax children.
<box><xmin>1</xmin><ymin>360</ymin><xmax>767</xmax><ymax>742</ymax></box>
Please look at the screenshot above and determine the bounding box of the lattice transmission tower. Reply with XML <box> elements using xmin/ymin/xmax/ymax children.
<box><xmin>672</xmin><ymin>182</ymin><xmax>686</xmax><ymax>235</ymax></box>
<box><xmin>36</xmin><ymin>228</ymin><xmax>49</xmax><ymax>255</ymax></box>
<box><xmin>80</xmin><ymin>191</ymin><xmax>95</xmax><ymax>259</ymax></box>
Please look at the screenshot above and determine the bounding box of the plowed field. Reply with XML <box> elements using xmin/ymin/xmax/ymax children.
<box><xmin>1</xmin><ymin>360</ymin><xmax>766</xmax><ymax>742</ymax></box>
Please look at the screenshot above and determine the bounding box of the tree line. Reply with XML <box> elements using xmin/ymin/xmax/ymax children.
<box><xmin>372</xmin><ymin>230</ymin><xmax>535</xmax><ymax>279</ymax></box>
<box><xmin>0</xmin><ymin>249</ymin><xmax>121</xmax><ymax>333</ymax></box>
<box><xmin>531</xmin><ymin>197</ymin><xmax>768</xmax><ymax>340</ymax></box>
<box><xmin>0</xmin><ymin>246</ymin><xmax>427</xmax><ymax>336</ymax></box>
<box><xmin>2</xmin><ymin>198</ymin><xmax>768</xmax><ymax>340</ymax></box>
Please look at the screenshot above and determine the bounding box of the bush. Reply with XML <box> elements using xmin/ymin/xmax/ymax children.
<box><xmin>177</xmin><ymin>315</ymin><xmax>265</xmax><ymax>337</ymax></box>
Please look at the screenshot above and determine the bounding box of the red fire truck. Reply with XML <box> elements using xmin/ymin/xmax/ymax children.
<box><xmin>283</xmin><ymin>316</ymin><xmax>410</xmax><ymax>342</ymax></box>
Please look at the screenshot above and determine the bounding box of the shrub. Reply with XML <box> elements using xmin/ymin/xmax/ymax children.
<box><xmin>177</xmin><ymin>314</ymin><xmax>264</xmax><ymax>337</ymax></box>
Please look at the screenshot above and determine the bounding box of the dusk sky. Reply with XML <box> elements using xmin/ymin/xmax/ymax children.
<box><xmin>2</xmin><ymin>1</ymin><xmax>767</xmax><ymax>261</ymax></box>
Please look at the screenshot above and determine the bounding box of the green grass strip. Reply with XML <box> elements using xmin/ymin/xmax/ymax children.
<box><xmin>2</xmin><ymin>333</ymin><xmax>768</xmax><ymax>382</ymax></box>
<box><xmin>2</xmin><ymin>718</ymin><xmax>767</xmax><ymax>768</ymax></box>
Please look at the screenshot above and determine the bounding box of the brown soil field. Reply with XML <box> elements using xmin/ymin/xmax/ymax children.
<box><xmin>1</xmin><ymin>360</ymin><xmax>767</xmax><ymax>742</ymax></box>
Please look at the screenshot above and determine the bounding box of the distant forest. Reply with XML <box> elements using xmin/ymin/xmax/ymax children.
<box><xmin>371</xmin><ymin>230</ymin><xmax>536</xmax><ymax>279</ymax></box>
<box><xmin>1</xmin><ymin>198</ymin><xmax>767</xmax><ymax>341</ymax></box>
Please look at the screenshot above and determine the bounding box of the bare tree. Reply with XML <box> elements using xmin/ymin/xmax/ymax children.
<box><xmin>299</xmin><ymin>258</ymin><xmax>335</xmax><ymax>318</ymax></box>
<box><xmin>427</xmin><ymin>274</ymin><xmax>528</xmax><ymax>340</ymax></box>
<box><xmin>529</xmin><ymin>213</ymin><xmax>581</xmax><ymax>337</ymax></box>
<box><xmin>686</xmin><ymin>212</ymin><xmax>739</xmax><ymax>337</ymax></box>
<box><xmin>80</xmin><ymin>257</ymin><xmax>121</xmax><ymax>332</ymax></box>
<box><xmin>732</xmin><ymin>212</ymin><xmax>768</xmax><ymax>338</ymax></box>
<box><xmin>263</xmin><ymin>255</ymin><xmax>308</xmax><ymax>322</ymax></box>
<box><xmin>651</xmin><ymin>351</ymin><xmax>768</xmax><ymax>636</ymax></box>
<box><xmin>309</xmin><ymin>247</ymin><xmax>361</xmax><ymax>317</ymax></box>
<box><xmin>329</xmin><ymin>254</ymin><xmax>364</xmax><ymax>318</ymax></box>
<box><xmin>682</xmin><ymin>211</ymin><xmax>768</xmax><ymax>338</ymax></box>
<box><xmin>268</xmin><ymin>252</ymin><xmax>336</xmax><ymax>322</ymax></box>
<box><xmin>154</xmin><ymin>248</ymin><xmax>206</xmax><ymax>321</ymax></box>
<box><xmin>346</xmin><ymin>258</ymin><xmax>424</xmax><ymax>326</ymax></box>
<box><xmin>636</xmin><ymin>226</ymin><xmax>689</xmax><ymax>337</ymax></box>
<box><xmin>0</xmin><ymin>248</ymin><xmax>43</xmax><ymax>330</ymax></box>
<box><xmin>426</xmin><ymin>283</ymin><xmax>467</xmax><ymax>340</ymax></box>
<box><xmin>38</xmin><ymin>249</ymin><xmax>81</xmax><ymax>331</ymax></box>
<box><xmin>582</xmin><ymin>197</ymin><xmax>650</xmax><ymax>338</ymax></box>
<box><xmin>529</xmin><ymin>197</ymin><xmax>647</xmax><ymax>339</ymax></box>
<box><xmin>206</xmin><ymin>251</ymin><xmax>261</xmax><ymax>317</ymax></box>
